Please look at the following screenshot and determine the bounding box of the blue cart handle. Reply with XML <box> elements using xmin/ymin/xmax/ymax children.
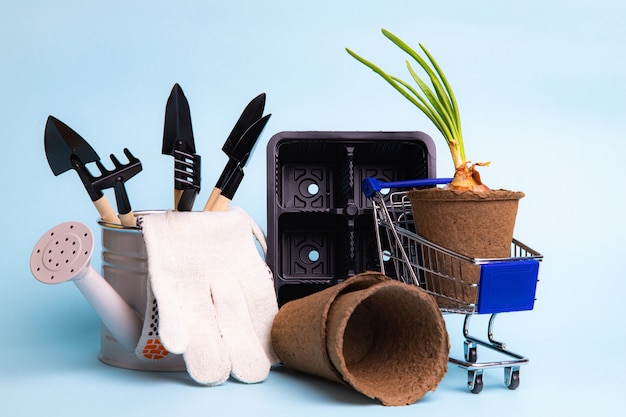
<box><xmin>362</xmin><ymin>177</ymin><xmax>452</xmax><ymax>198</ymax></box>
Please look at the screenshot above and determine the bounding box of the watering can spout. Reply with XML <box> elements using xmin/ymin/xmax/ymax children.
<box><xmin>71</xmin><ymin>266</ymin><xmax>142</xmax><ymax>350</ymax></box>
<box><xmin>30</xmin><ymin>222</ymin><xmax>142</xmax><ymax>351</ymax></box>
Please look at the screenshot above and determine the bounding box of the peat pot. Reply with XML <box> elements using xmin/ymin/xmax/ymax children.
<box><xmin>407</xmin><ymin>188</ymin><xmax>525</xmax><ymax>306</ymax></box>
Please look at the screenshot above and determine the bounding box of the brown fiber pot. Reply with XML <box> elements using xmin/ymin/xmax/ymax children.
<box><xmin>271</xmin><ymin>272</ymin><xmax>449</xmax><ymax>406</ymax></box>
<box><xmin>407</xmin><ymin>188</ymin><xmax>524</xmax><ymax>306</ymax></box>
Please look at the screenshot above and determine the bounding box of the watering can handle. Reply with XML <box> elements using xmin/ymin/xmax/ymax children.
<box><xmin>362</xmin><ymin>177</ymin><xmax>452</xmax><ymax>198</ymax></box>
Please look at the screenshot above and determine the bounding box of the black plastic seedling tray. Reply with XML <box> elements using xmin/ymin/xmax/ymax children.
<box><xmin>266</xmin><ymin>131</ymin><xmax>437</xmax><ymax>306</ymax></box>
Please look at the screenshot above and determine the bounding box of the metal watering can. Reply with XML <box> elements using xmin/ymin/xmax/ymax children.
<box><xmin>35</xmin><ymin>86</ymin><xmax>272</xmax><ymax>371</ymax></box>
<box><xmin>30</xmin><ymin>216</ymin><xmax>185</xmax><ymax>371</ymax></box>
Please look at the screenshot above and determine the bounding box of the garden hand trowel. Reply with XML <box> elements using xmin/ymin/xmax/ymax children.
<box><xmin>44</xmin><ymin>116</ymin><xmax>143</xmax><ymax>226</ymax></box>
<box><xmin>45</xmin><ymin>116</ymin><xmax>118</xmax><ymax>224</ymax></box>
<box><xmin>203</xmin><ymin>93</ymin><xmax>271</xmax><ymax>211</ymax></box>
<box><xmin>162</xmin><ymin>83</ymin><xmax>201</xmax><ymax>211</ymax></box>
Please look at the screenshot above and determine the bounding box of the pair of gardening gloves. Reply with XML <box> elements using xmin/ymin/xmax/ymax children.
<box><xmin>135</xmin><ymin>207</ymin><xmax>279</xmax><ymax>385</ymax></box>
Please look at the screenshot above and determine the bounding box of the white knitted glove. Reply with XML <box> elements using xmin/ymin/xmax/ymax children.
<box><xmin>139</xmin><ymin>207</ymin><xmax>278</xmax><ymax>385</ymax></box>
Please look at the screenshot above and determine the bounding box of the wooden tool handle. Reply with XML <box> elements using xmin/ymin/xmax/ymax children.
<box><xmin>118</xmin><ymin>212</ymin><xmax>136</xmax><ymax>227</ymax></box>
<box><xmin>210</xmin><ymin>194</ymin><xmax>231</xmax><ymax>212</ymax></box>
<box><xmin>203</xmin><ymin>187</ymin><xmax>223</xmax><ymax>211</ymax></box>
<box><xmin>173</xmin><ymin>189</ymin><xmax>183</xmax><ymax>210</ymax></box>
<box><xmin>208</xmin><ymin>167</ymin><xmax>244</xmax><ymax>212</ymax></box>
<box><xmin>94</xmin><ymin>195</ymin><xmax>119</xmax><ymax>224</ymax></box>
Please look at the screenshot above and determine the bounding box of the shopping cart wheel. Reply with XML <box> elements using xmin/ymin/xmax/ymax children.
<box><xmin>465</xmin><ymin>346</ymin><xmax>478</xmax><ymax>363</ymax></box>
<box><xmin>505</xmin><ymin>368</ymin><xmax>520</xmax><ymax>390</ymax></box>
<box><xmin>464</xmin><ymin>340</ymin><xmax>478</xmax><ymax>363</ymax></box>
<box><xmin>468</xmin><ymin>370</ymin><xmax>483</xmax><ymax>394</ymax></box>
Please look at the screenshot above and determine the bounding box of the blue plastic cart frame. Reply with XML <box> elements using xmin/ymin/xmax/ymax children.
<box><xmin>363</xmin><ymin>177</ymin><xmax>543</xmax><ymax>393</ymax></box>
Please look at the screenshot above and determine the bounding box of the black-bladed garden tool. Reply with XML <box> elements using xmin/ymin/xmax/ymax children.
<box><xmin>44</xmin><ymin>117</ymin><xmax>117</xmax><ymax>224</ymax></box>
<box><xmin>204</xmin><ymin>93</ymin><xmax>270</xmax><ymax>211</ymax></box>
<box><xmin>208</xmin><ymin>114</ymin><xmax>271</xmax><ymax>211</ymax></box>
<box><xmin>45</xmin><ymin>116</ymin><xmax>142</xmax><ymax>226</ymax></box>
<box><xmin>162</xmin><ymin>83</ymin><xmax>201</xmax><ymax>212</ymax></box>
<box><xmin>210</xmin><ymin>165</ymin><xmax>244</xmax><ymax>212</ymax></box>
<box><xmin>93</xmin><ymin>148</ymin><xmax>143</xmax><ymax>226</ymax></box>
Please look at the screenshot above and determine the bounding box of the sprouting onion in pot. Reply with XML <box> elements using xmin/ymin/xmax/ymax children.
<box><xmin>346</xmin><ymin>28</ymin><xmax>490</xmax><ymax>192</ymax></box>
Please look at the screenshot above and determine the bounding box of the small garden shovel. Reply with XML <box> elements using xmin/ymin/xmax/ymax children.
<box><xmin>203</xmin><ymin>93</ymin><xmax>271</xmax><ymax>211</ymax></box>
<box><xmin>162</xmin><ymin>83</ymin><xmax>201</xmax><ymax>211</ymax></box>
<box><xmin>44</xmin><ymin>116</ymin><xmax>142</xmax><ymax>226</ymax></box>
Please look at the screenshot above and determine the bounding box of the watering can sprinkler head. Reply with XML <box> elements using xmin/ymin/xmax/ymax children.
<box><xmin>30</xmin><ymin>222</ymin><xmax>142</xmax><ymax>351</ymax></box>
<box><xmin>30</xmin><ymin>221</ymin><xmax>94</xmax><ymax>285</ymax></box>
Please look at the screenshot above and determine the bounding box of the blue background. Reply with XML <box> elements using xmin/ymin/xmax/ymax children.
<box><xmin>1</xmin><ymin>0</ymin><xmax>623</xmax><ymax>415</ymax></box>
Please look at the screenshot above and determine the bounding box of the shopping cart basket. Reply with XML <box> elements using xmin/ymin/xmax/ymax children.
<box><xmin>362</xmin><ymin>177</ymin><xmax>543</xmax><ymax>394</ymax></box>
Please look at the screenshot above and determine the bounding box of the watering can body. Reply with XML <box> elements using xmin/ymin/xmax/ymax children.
<box><xmin>99</xmin><ymin>217</ymin><xmax>185</xmax><ymax>370</ymax></box>
<box><xmin>30</xmin><ymin>217</ymin><xmax>184</xmax><ymax>371</ymax></box>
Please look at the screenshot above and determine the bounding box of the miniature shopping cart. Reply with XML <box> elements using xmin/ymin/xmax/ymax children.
<box><xmin>362</xmin><ymin>177</ymin><xmax>543</xmax><ymax>394</ymax></box>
